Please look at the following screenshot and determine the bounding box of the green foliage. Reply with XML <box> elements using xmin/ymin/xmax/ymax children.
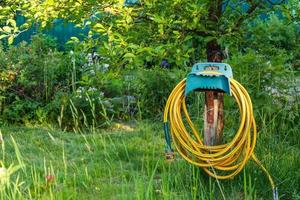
<box><xmin>236</xmin><ymin>15</ymin><xmax>300</xmax><ymax>70</ymax></box>
<box><xmin>78</xmin><ymin>66</ymin><xmax>186</xmax><ymax>120</ymax></box>
<box><xmin>228</xmin><ymin>50</ymin><xmax>299</xmax><ymax>144</ymax></box>
<box><xmin>0</xmin><ymin>35</ymin><xmax>186</xmax><ymax>127</ymax></box>
<box><xmin>2</xmin><ymin>99</ymin><xmax>40</xmax><ymax>124</ymax></box>
<box><xmin>0</xmin><ymin>35</ymin><xmax>69</xmax><ymax>124</ymax></box>
<box><xmin>0</xmin><ymin>35</ymin><xmax>116</xmax><ymax>129</ymax></box>
<box><xmin>131</xmin><ymin>68</ymin><xmax>186</xmax><ymax>119</ymax></box>
<box><xmin>2</xmin><ymin>0</ymin><xmax>296</xmax><ymax>69</ymax></box>
<box><xmin>1</xmin><ymin>33</ymin><xmax>299</xmax><ymax>131</ymax></box>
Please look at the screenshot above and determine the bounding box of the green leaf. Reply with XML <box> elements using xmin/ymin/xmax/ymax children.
<box><xmin>20</xmin><ymin>23</ymin><xmax>30</xmax><ymax>30</ymax></box>
<box><xmin>70</xmin><ymin>37</ymin><xmax>79</xmax><ymax>41</ymax></box>
<box><xmin>93</xmin><ymin>23</ymin><xmax>106</xmax><ymax>33</ymax></box>
<box><xmin>94</xmin><ymin>23</ymin><xmax>105</xmax><ymax>29</ymax></box>
<box><xmin>8</xmin><ymin>35</ymin><xmax>14</xmax><ymax>44</ymax></box>
<box><xmin>2</xmin><ymin>26</ymin><xmax>11</xmax><ymax>33</ymax></box>
<box><xmin>6</xmin><ymin>19</ymin><xmax>16</xmax><ymax>28</ymax></box>
<box><xmin>123</xmin><ymin>53</ymin><xmax>136</xmax><ymax>58</ymax></box>
<box><xmin>0</xmin><ymin>35</ymin><xmax>7</xmax><ymax>40</ymax></box>
<box><xmin>204</xmin><ymin>36</ymin><xmax>217</xmax><ymax>43</ymax></box>
<box><xmin>41</xmin><ymin>21</ymin><xmax>47</xmax><ymax>28</ymax></box>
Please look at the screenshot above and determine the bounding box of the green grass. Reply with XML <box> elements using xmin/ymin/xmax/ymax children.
<box><xmin>0</xmin><ymin>121</ymin><xmax>299</xmax><ymax>200</ymax></box>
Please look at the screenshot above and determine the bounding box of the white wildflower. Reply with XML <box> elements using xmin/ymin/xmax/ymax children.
<box><xmin>0</xmin><ymin>167</ymin><xmax>8</xmax><ymax>185</ymax></box>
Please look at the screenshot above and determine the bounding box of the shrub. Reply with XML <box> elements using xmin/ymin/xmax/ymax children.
<box><xmin>129</xmin><ymin>67</ymin><xmax>186</xmax><ymax>119</ymax></box>
<box><xmin>0</xmin><ymin>35</ymin><xmax>72</xmax><ymax>123</ymax></box>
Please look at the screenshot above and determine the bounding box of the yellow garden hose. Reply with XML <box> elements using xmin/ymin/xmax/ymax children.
<box><xmin>163</xmin><ymin>77</ymin><xmax>278</xmax><ymax>199</ymax></box>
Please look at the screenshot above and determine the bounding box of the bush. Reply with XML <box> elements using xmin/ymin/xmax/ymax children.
<box><xmin>0</xmin><ymin>35</ymin><xmax>71</xmax><ymax>123</ymax></box>
<box><xmin>2</xmin><ymin>99</ymin><xmax>40</xmax><ymax>124</ymax></box>
<box><xmin>130</xmin><ymin>68</ymin><xmax>186</xmax><ymax>119</ymax></box>
<box><xmin>78</xmin><ymin>67</ymin><xmax>186</xmax><ymax>120</ymax></box>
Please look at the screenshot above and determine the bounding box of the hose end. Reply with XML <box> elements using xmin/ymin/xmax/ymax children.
<box><xmin>165</xmin><ymin>150</ymin><xmax>175</xmax><ymax>162</ymax></box>
<box><xmin>273</xmin><ymin>187</ymin><xmax>279</xmax><ymax>200</ymax></box>
<box><xmin>163</xmin><ymin>122</ymin><xmax>172</xmax><ymax>150</ymax></box>
<box><xmin>163</xmin><ymin>122</ymin><xmax>175</xmax><ymax>162</ymax></box>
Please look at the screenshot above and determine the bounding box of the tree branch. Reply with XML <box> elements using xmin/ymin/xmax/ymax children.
<box><xmin>185</xmin><ymin>29</ymin><xmax>212</xmax><ymax>37</ymax></box>
<box><xmin>132</xmin><ymin>13</ymin><xmax>212</xmax><ymax>37</ymax></box>
<box><xmin>208</xmin><ymin>0</ymin><xmax>223</xmax><ymax>22</ymax></box>
<box><xmin>217</xmin><ymin>0</ymin><xmax>223</xmax><ymax>18</ymax></box>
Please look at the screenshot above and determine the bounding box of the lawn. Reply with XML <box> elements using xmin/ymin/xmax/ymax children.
<box><xmin>0</xmin><ymin>121</ymin><xmax>299</xmax><ymax>200</ymax></box>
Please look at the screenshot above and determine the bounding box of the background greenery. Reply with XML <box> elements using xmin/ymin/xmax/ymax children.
<box><xmin>1</xmin><ymin>12</ymin><xmax>299</xmax><ymax>129</ymax></box>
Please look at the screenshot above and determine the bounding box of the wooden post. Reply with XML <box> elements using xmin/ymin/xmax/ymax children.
<box><xmin>203</xmin><ymin>0</ymin><xmax>224</xmax><ymax>146</ymax></box>
<box><xmin>204</xmin><ymin>39</ymin><xmax>224</xmax><ymax>145</ymax></box>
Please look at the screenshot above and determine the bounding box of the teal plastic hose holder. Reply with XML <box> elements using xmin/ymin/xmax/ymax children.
<box><xmin>185</xmin><ymin>63</ymin><xmax>233</xmax><ymax>96</ymax></box>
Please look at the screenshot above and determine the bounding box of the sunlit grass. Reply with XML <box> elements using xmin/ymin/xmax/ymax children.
<box><xmin>0</xmin><ymin>121</ymin><xmax>299</xmax><ymax>199</ymax></box>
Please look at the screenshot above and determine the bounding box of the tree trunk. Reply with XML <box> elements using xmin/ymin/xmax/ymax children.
<box><xmin>204</xmin><ymin>39</ymin><xmax>224</xmax><ymax>145</ymax></box>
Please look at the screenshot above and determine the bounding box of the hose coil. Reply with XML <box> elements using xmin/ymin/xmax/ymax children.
<box><xmin>163</xmin><ymin>78</ymin><xmax>277</xmax><ymax>199</ymax></box>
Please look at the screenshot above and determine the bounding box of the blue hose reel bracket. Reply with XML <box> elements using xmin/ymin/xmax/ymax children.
<box><xmin>185</xmin><ymin>63</ymin><xmax>233</xmax><ymax>96</ymax></box>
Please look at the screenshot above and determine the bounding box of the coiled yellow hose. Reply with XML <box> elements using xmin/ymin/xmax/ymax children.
<box><xmin>163</xmin><ymin>78</ymin><xmax>277</xmax><ymax>199</ymax></box>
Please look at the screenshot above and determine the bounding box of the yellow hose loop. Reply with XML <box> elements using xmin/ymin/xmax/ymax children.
<box><xmin>163</xmin><ymin>78</ymin><xmax>275</xmax><ymax>190</ymax></box>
